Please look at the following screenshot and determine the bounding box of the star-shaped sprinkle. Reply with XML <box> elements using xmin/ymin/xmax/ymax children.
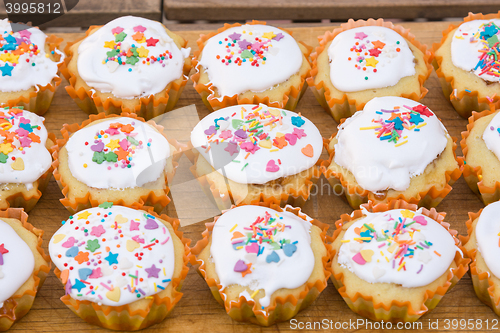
<box><xmin>85</xmin><ymin>239</ymin><xmax>100</xmax><ymax>253</ymax></box>
<box><xmin>262</xmin><ymin>31</ymin><xmax>276</xmax><ymax>40</ymax></box>
<box><xmin>371</xmin><ymin>40</ymin><xmax>386</xmax><ymax>49</ymax></box>
<box><xmin>355</xmin><ymin>32</ymin><xmax>368</xmax><ymax>40</ymax></box>
<box><xmin>146</xmin><ymin>37</ymin><xmax>159</xmax><ymax>46</ymax></box>
<box><xmin>111</xmin><ymin>27</ymin><xmax>124</xmax><ymax>35</ymax></box>
<box><xmin>77</xmin><ymin>211</ymin><xmax>92</xmax><ymax>220</ymax></box>
<box><xmin>413</xmin><ymin>105</ymin><xmax>433</xmax><ymax>117</ymax></box>
<box><xmin>228</xmin><ymin>32</ymin><xmax>241</xmax><ymax>41</ymax></box>
<box><xmin>238</xmin><ymin>39</ymin><xmax>252</xmax><ymax>50</ymax></box>
<box><xmin>106</xmin><ymin>139</ymin><xmax>120</xmax><ymax>150</ymax></box>
<box><xmin>130</xmin><ymin>220</ymin><xmax>140</xmax><ymax>231</ymax></box>
<box><xmin>0</xmin><ymin>64</ymin><xmax>13</xmax><ymax>76</ymax></box>
<box><xmin>90</xmin><ymin>225</ymin><xmax>106</xmax><ymax>237</ymax></box>
<box><xmin>409</xmin><ymin>113</ymin><xmax>424</xmax><ymax>125</ymax></box>
<box><xmin>72</xmin><ymin>279</ymin><xmax>86</xmax><ymax>292</ymax></box>
<box><xmin>136</xmin><ymin>46</ymin><xmax>149</xmax><ymax>58</ymax></box>
<box><xmin>115</xmin><ymin>148</ymin><xmax>129</xmax><ymax>161</ymax></box>
<box><xmin>145</xmin><ymin>264</ymin><xmax>161</xmax><ymax>278</ymax></box>
<box><xmin>105</xmin><ymin>252</ymin><xmax>119</xmax><ymax>265</ymax></box>
<box><xmin>365</xmin><ymin>57</ymin><xmax>378</xmax><ymax>68</ymax></box>
<box><xmin>224</xmin><ymin>142</ymin><xmax>239</xmax><ymax>156</ymax></box>
<box><xmin>0</xmin><ymin>244</ymin><xmax>8</xmax><ymax>255</ymax></box>
<box><xmin>133</xmin><ymin>25</ymin><xmax>146</xmax><ymax>32</ymax></box>
<box><xmin>368</xmin><ymin>48</ymin><xmax>381</xmax><ymax>57</ymax></box>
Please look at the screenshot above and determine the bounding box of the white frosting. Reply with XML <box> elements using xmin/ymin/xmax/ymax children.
<box><xmin>191</xmin><ymin>104</ymin><xmax>322</xmax><ymax>185</ymax></box>
<box><xmin>328</xmin><ymin>26</ymin><xmax>416</xmax><ymax>92</ymax></box>
<box><xmin>49</xmin><ymin>205</ymin><xmax>176</xmax><ymax>306</ymax></box>
<box><xmin>334</xmin><ymin>97</ymin><xmax>448</xmax><ymax>193</ymax></box>
<box><xmin>482</xmin><ymin>112</ymin><xmax>500</xmax><ymax>160</ymax></box>
<box><xmin>337</xmin><ymin>208</ymin><xmax>457</xmax><ymax>287</ymax></box>
<box><xmin>0</xmin><ymin>109</ymin><xmax>51</xmax><ymax>186</ymax></box>
<box><xmin>451</xmin><ymin>20</ymin><xmax>500</xmax><ymax>83</ymax></box>
<box><xmin>0</xmin><ymin>219</ymin><xmax>35</xmax><ymax>308</ymax></box>
<box><xmin>475</xmin><ymin>201</ymin><xmax>500</xmax><ymax>279</ymax></box>
<box><xmin>0</xmin><ymin>19</ymin><xmax>62</xmax><ymax>93</ymax></box>
<box><xmin>65</xmin><ymin>117</ymin><xmax>170</xmax><ymax>189</ymax></box>
<box><xmin>210</xmin><ymin>205</ymin><xmax>315</xmax><ymax>307</ymax></box>
<box><xmin>77</xmin><ymin>16</ymin><xmax>190</xmax><ymax>99</ymax></box>
<box><xmin>198</xmin><ymin>24</ymin><xmax>303</xmax><ymax>98</ymax></box>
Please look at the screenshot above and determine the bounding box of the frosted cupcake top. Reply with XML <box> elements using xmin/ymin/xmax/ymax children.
<box><xmin>482</xmin><ymin>111</ymin><xmax>500</xmax><ymax>160</ymax></box>
<box><xmin>451</xmin><ymin>19</ymin><xmax>500</xmax><ymax>83</ymax></box>
<box><xmin>0</xmin><ymin>19</ymin><xmax>62</xmax><ymax>93</ymax></box>
<box><xmin>65</xmin><ymin>117</ymin><xmax>171</xmax><ymax>189</ymax></box>
<box><xmin>191</xmin><ymin>104</ymin><xmax>322</xmax><ymax>185</ymax></box>
<box><xmin>0</xmin><ymin>108</ymin><xmax>51</xmax><ymax>187</ymax></box>
<box><xmin>77</xmin><ymin>16</ymin><xmax>190</xmax><ymax>99</ymax></box>
<box><xmin>49</xmin><ymin>204</ymin><xmax>176</xmax><ymax>306</ymax></box>
<box><xmin>198</xmin><ymin>24</ymin><xmax>303</xmax><ymax>98</ymax></box>
<box><xmin>338</xmin><ymin>208</ymin><xmax>457</xmax><ymax>287</ymax></box>
<box><xmin>327</xmin><ymin>26</ymin><xmax>416</xmax><ymax>92</ymax></box>
<box><xmin>474</xmin><ymin>201</ymin><xmax>500</xmax><ymax>279</ymax></box>
<box><xmin>0</xmin><ymin>219</ymin><xmax>35</xmax><ymax>308</ymax></box>
<box><xmin>210</xmin><ymin>205</ymin><xmax>315</xmax><ymax>307</ymax></box>
<box><xmin>334</xmin><ymin>97</ymin><xmax>448</xmax><ymax>193</ymax></box>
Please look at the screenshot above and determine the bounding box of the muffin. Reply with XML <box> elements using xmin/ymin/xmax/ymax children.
<box><xmin>52</xmin><ymin>112</ymin><xmax>180</xmax><ymax>214</ymax></box>
<box><xmin>49</xmin><ymin>204</ymin><xmax>190</xmax><ymax>330</ymax></box>
<box><xmin>190</xmin><ymin>203</ymin><xmax>330</xmax><ymax>326</ymax></box>
<box><xmin>433</xmin><ymin>12</ymin><xmax>500</xmax><ymax>118</ymax></box>
<box><xmin>61</xmin><ymin>16</ymin><xmax>191</xmax><ymax>120</ymax></box>
<box><xmin>460</xmin><ymin>108</ymin><xmax>500</xmax><ymax>204</ymax></box>
<box><xmin>191</xmin><ymin>21</ymin><xmax>311</xmax><ymax>112</ymax></box>
<box><xmin>0</xmin><ymin>19</ymin><xmax>64</xmax><ymax>115</ymax></box>
<box><xmin>0</xmin><ymin>107</ymin><xmax>55</xmax><ymax>212</ymax></box>
<box><xmin>322</xmin><ymin>96</ymin><xmax>461</xmax><ymax>209</ymax></box>
<box><xmin>462</xmin><ymin>201</ymin><xmax>500</xmax><ymax>316</ymax></box>
<box><xmin>308</xmin><ymin>18</ymin><xmax>432</xmax><ymax>122</ymax></box>
<box><xmin>0</xmin><ymin>208</ymin><xmax>50</xmax><ymax>331</ymax></box>
<box><xmin>330</xmin><ymin>200</ymin><xmax>469</xmax><ymax>322</ymax></box>
<box><xmin>189</xmin><ymin>104</ymin><xmax>323</xmax><ymax>210</ymax></box>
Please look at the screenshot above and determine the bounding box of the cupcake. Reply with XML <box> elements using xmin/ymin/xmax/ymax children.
<box><xmin>459</xmin><ymin>108</ymin><xmax>500</xmax><ymax>204</ymax></box>
<box><xmin>61</xmin><ymin>16</ymin><xmax>191</xmax><ymax>120</ymax></box>
<box><xmin>433</xmin><ymin>12</ymin><xmax>500</xmax><ymax>119</ymax></box>
<box><xmin>0</xmin><ymin>19</ymin><xmax>64</xmax><ymax>115</ymax></box>
<box><xmin>190</xmin><ymin>204</ymin><xmax>330</xmax><ymax>326</ymax></box>
<box><xmin>0</xmin><ymin>208</ymin><xmax>51</xmax><ymax>331</ymax></box>
<box><xmin>322</xmin><ymin>96</ymin><xmax>461</xmax><ymax>209</ymax></box>
<box><xmin>462</xmin><ymin>201</ymin><xmax>500</xmax><ymax>316</ymax></box>
<box><xmin>308</xmin><ymin>19</ymin><xmax>432</xmax><ymax>122</ymax></box>
<box><xmin>52</xmin><ymin>112</ymin><xmax>180</xmax><ymax>214</ymax></box>
<box><xmin>0</xmin><ymin>107</ymin><xmax>55</xmax><ymax>212</ymax></box>
<box><xmin>191</xmin><ymin>21</ymin><xmax>311</xmax><ymax>112</ymax></box>
<box><xmin>49</xmin><ymin>204</ymin><xmax>190</xmax><ymax>330</ymax></box>
<box><xmin>189</xmin><ymin>104</ymin><xmax>323</xmax><ymax>210</ymax></box>
<box><xmin>330</xmin><ymin>200</ymin><xmax>469</xmax><ymax>322</ymax></box>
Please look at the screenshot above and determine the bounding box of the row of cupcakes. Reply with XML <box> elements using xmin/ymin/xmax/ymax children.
<box><xmin>0</xmin><ymin>13</ymin><xmax>499</xmax><ymax>122</ymax></box>
<box><xmin>12</xmin><ymin>198</ymin><xmax>500</xmax><ymax>329</ymax></box>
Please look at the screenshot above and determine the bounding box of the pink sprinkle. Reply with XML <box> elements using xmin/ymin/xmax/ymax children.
<box><xmin>98</xmin><ymin>295</ymin><xmax>103</xmax><ymax>300</ymax></box>
<box><xmin>161</xmin><ymin>237</ymin><xmax>170</xmax><ymax>245</ymax></box>
<box><xmin>378</xmin><ymin>243</ymin><xmax>386</xmax><ymax>248</ymax></box>
<box><xmin>352</xmin><ymin>252</ymin><xmax>366</xmax><ymax>265</ymax></box>
<box><xmin>100</xmin><ymin>282</ymin><xmax>112</xmax><ymax>291</ymax></box>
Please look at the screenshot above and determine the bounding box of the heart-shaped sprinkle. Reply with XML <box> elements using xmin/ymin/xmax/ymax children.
<box><xmin>354</xmin><ymin>227</ymin><xmax>362</xmax><ymax>235</ymax></box>
<box><xmin>60</xmin><ymin>269</ymin><xmax>69</xmax><ymax>284</ymax></box>
<box><xmin>218</xmin><ymin>120</ymin><xmax>229</xmax><ymax>130</ymax></box>
<box><xmin>52</xmin><ymin>234</ymin><xmax>66</xmax><ymax>244</ymax></box>
<box><xmin>62</xmin><ymin>237</ymin><xmax>76</xmax><ymax>248</ymax></box>
<box><xmin>234</xmin><ymin>129</ymin><xmax>248</xmax><ymax>139</ymax></box>
<box><xmin>11</xmin><ymin>158</ymin><xmax>24</xmax><ymax>171</ymax></box>
<box><xmin>301</xmin><ymin>144</ymin><xmax>314</xmax><ymax>157</ymax></box>
<box><xmin>232</xmin><ymin>119</ymin><xmax>243</xmax><ymax>129</ymax></box>
<box><xmin>352</xmin><ymin>252</ymin><xmax>366</xmax><ymax>265</ymax></box>
<box><xmin>266</xmin><ymin>160</ymin><xmax>279</xmax><ymax>172</ymax></box>
<box><xmin>144</xmin><ymin>218</ymin><xmax>158</xmax><ymax>229</ymax></box>
<box><xmin>65</xmin><ymin>246</ymin><xmax>79</xmax><ymax>258</ymax></box>
<box><xmin>204</xmin><ymin>125</ymin><xmax>217</xmax><ymax>136</ymax></box>
<box><xmin>245</xmin><ymin>242</ymin><xmax>259</xmax><ymax>254</ymax></box>
<box><xmin>233</xmin><ymin>259</ymin><xmax>248</xmax><ymax>272</ymax></box>
<box><xmin>269</xmin><ymin>108</ymin><xmax>281</xmax><ymax>116</ymax></box>
<box><xmin>231</xmin><ymin>231</ymin><xmax>244</xmax><ymax>240</ymax></box>
<box><xmin>258</xmin><ymin>140</ymin><xmax>272</xmax><ymax>149</ymax></box>
<box><xmin>360</xmin><ymin>249</ymin><xmax>374</xmax><ymax>262</ymax></box>
<box><xmin>89</xmin><ymin>267</ymin><xmax>103</xmax><ymax>279</ymax></box>
<box><xmin>106</xmin><ymin>287</ymin><xmax>121</xmax><ymax>302</ymax></box>
<box><xmin>414</xmin><ymin>216</ymin><xmax>427</xmax><ymax>226</ymax></box>
<box><xmin>284</xmin><ymin>133</ymin><xmax>297</xmax><ymax>145</ymax></box>
<box><xmin>90</xmin><ymin>141</ymin><xmax>104</xmax><ymax>152</ymax></box>
<box><xmin>283</xmin><ymin>243</ymin><xmax>297</xmax><ymax>257</ymax></box>
<box><xmin>78</xmin><ymin>268</ymin><xmax>93</xmax><ymax>281</ymax></box>
<box><xmin>266</xmin><ymin>251</ymin><xmax>280</xmax><ymax>263</ymax></box>
<box><xmin>114</xmin><ymin>214</ymin><xmax>128</xmax><ymax>224</ymax></box>
<box><xmin>372</xmin><ymin>266</ymin><xmax>386</xmax><ymax>279</ymax></box>
<box><xmin>126</xmin><ymin>240</ymin><xmax>140</xmax><ymax>252</ymax></box>
<box><xmin>119</xmin><ymin>257</ymin><xmax>133</xmax><ymax>270</ymax></box>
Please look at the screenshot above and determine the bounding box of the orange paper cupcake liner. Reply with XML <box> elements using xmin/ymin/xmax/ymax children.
<box><xmin>0</xmin><ymin>34</ymin><xmax>64</xmax><ymax>116</ymax></box>
<box><xmin>329</xmin><ymin>200</ymin><xmax>470</xmax><ymax>322</ymax></box>
<box><xmin>460</xmin><ymin>209</ymin><xmax>500</xmax><ymax>316</ymax></box>
<box><xmin>52</xmin><ymin>112</ymin><xmax>181</xmax><ymax>215</ymax></box>
<box><xmin>321</xmin><ymin>135</ymin><xmax>462</xmax><ymax>209</ymax></box>
<box><xmin>432</xmin><ymin>12</ymin><xmax>500</xmax><ymax>119</ymax></box>
<box><xmin>190</xmin><ymin>203</ymin><xmax>331</xmax><ymax>326</ymax></box>
<box><xmin>60</xmin><ymin>27</ymin><xmax>191</xmax><ymax>120</ymax></box>
<box><xmin>53</xmin><ymin>206</ymin><xmax>191</xmax><ymax>330</ymax></box>
<box><xmin>307</xmin><ymin>18</ymin><xmax>433</xmax><ymax>123</ymax></box>
<box><xmin>459</xmin><ymin>107</ymin><xmax>500</xmax><ymax>204</ymax></box>
<box><xmin>186</xmin><ymin>144</ymin><xmax>321</xmax><ymax>211</ymax></box>
<box><xmin>0</xmin><ymin>208</ymin><xmax>51</xmax><ymax>331</ymax></box>
<box><xmin>191</xmin><ymin>20</ymin><xmax>312</xmax><ymax>112</ymax></box>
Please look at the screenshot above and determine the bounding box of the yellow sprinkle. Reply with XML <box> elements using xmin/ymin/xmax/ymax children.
<box><xmin>154</xmin><ymin>283</ymin><xmax>157</xmax><ymax>292</ymax></box>
<box><xmin>250</xmin><ymin>289</ymin><xmax>259</xmax><ymax>298</ymax></box>
<box><xmin>269</xmin><ymin>149</ymin><xmax>279</xmax><ymax>152</ymax></box>
<box><xmin>163</xmin><ymin>267</ymin><xmax>166</xmax><ymax>276</ymax></box>
<box><xmin>145</xmin><ymin>296</ymin><xmax>153</xmax><ymax>299</ymax></box>
<box><xmin>229</xmin><ymin>224</ymin><xmax>238</xmax><ymax>232</ymax></box>
<box><xmin>359</xmin><ymin>125</ymin><xmax>382</xmax><ymax>130</ymax></box>
<box><xmin>236</xmin><ymin>246</ymin><xmax>243</xmax><ymax>249</ymax></box>
<box><xmin>385</xmin><ymin>256</ymin><xmax>389</xmax><ymax>262</ymax></box>
<box><xmin>83</xmin><ymin>163</ymin><xmax>88</xmax><ymax>168</ymax></box>
<box><xmin>95</xmin><ymin>286</ymin><xmax>98</xmax><ymax>291</ymax></box>
<box><xmin>46</xmin><ymin>54</ymin><xmax>50</xmax><ymax>58</ymax></box>
<box><xmin>479</xmin><ymin>175</ymin><xmax>483</xmax><ymax>180</ymax></box>
<box><xmin>354</xmin><ymin>237</ymin><xmax>372</xmax><ymax>241</ymax></box>
<box><xmin>254</xmin><ymin>106</ymin><xmax>262</xmax><ymax>112</ymax></box>
<box><xmin>416</xmin><ymin>123</ymin><xmax>427</xmax><ymax>128</ymax></box>
<box><xmin>340</xmin><ymin>239</ymin><xmax>350</xmax><ymax>243</ymax></box>
<box><xmin>394</xmin><ymin>140</ymin><xmax>408</xmax><ymax>147</ymax></box>
<box><xmin>380</xmin><ymin>251</ymin><xmax>384</xmax><ymax>256</ymax></box>
<box><xmin>408</xmin><ymin>125</ymin><xmax>415</xmax><ymax>130</ymax></box>
<box><xmin>397</xmin><ymin>262</ymin><xmax>405</xmax><ymax>271</ymax></box>
<box><xmin>136</xmin><ymin>265</ymin><xmax>142</xmax><ymax>268</ymax></box>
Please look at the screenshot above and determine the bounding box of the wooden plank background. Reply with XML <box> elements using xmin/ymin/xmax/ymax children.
<box><xmin>8</xmin><ymin>21</ymin><xmax>497</xmax><ymax>332</ymax></box>
<box><xmin>164</xmin><ymin>0</ymin><xmax>500</xmax><ymax>22</ymax></box>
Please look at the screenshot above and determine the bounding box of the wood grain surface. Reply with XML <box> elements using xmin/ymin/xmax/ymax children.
<box><xmin>8</xmin><ymin>21</ymin><xmax>497</xmax><ymax>332</ymax></box>
<box><xmin>164</xmin><ymin>0</ymin><xmax>500</xmax><ymax>22</ymax></box>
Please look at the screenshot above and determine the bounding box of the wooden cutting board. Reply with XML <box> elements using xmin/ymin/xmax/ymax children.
<box><xmin>11</xmin><ymin>21</ymin><xmax>494</xmax><ymax>332</ymax></box>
